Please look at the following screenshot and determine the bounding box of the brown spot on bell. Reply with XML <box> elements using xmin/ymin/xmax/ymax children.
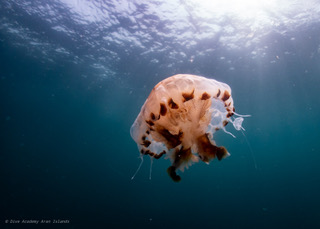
<box><xmin>150</xmin><ymin>112</ymin><xmax>156</xmax><ymax>120</ymax></box>
<box><xmin>160</xmin><ymin>103</ymin><xmax>167</xmax><ymax>116</ymax></box>
<box><xmin>223</xmin><ymin>120</ymin><xmax>229</xmax><ymax>126</ymax></box>
<box><xmin>221</xmin><ymin>91</ymin><xmax>230</xmax><ymax>101</ymax></box>
<box><xmin>146</xmin><ymin>120</ymin><xmax>154</xmax><ymax>126</ymax></box>
<box><xmin>168</xmin><ymin>98</ymin><xmax>179</xmax><ymax>109</ymax></box>
<box><xmin>182</xmin><ymin>89</ymin><xmax>195</xmax><ymax>102</ymax></box>
<box><xmin>154</xmin><ymin>150</ymin><xmax>166</xmax><ymax>159</ymax></box>
<box><xmin>226</xmin><ymin>112</ymin><xmax>233</xmax><ymax>118</ymax></box>
<box><xmin>142</xmin><ymin>140</ymin><xmax>151</xmax><ymax>147</ymax></box>
<box><xmin>216</xmin><ymin>89</ymin><xmax>221</xmax><ymax>97</ymax></box>
<box><xmin>201</xmin><ymin>92</ymin><xmax>211</xmax><ymax>100</ymax></box>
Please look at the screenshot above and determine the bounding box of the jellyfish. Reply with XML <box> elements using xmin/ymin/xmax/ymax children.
<box><xmin>130</xmin><ymin>74</ymin><xmax>248</xmax><ymax>182</ymax></box>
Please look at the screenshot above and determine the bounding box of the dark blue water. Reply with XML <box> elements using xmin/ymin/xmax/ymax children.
<box><xmin>1</xmin><ymin>1</ymin><xmax>320</xmax><ymax>228</ymax></box>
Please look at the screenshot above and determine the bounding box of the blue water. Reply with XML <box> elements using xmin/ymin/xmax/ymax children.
<box><xmin>1</xmin><ymin>1</ymin><xmax>320</xmax><ymax>228</ymax></box>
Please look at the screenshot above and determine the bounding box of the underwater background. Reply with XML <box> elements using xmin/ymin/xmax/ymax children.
<box><xmin>1</xmin><ymin>0</ymin><xmax>320</xmax><ymax>228</ymax></box>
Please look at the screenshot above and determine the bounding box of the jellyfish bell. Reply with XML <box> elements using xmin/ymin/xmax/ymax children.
<box><xmin>130</xmin><ymin>74</ymin><xmax>249</xmax><ymax>182</ymax></box>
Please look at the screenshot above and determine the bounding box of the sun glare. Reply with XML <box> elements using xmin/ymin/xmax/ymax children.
<box><xmin>196</xmin><ymin>0</ymin><xmax>276</xmax><ymax>13</ymax></box>
<box><xmin>189</xmin><ymin>0</ymin><xmax>278</xmax><ymax>21</ymax></box>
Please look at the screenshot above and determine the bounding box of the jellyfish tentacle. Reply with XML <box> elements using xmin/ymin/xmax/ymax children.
<box><xmin>131</xmin><ymin>155</ymin><xmax>144</xmax><ymax>180</ymax></box>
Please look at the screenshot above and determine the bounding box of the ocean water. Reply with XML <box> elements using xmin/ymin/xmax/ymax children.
<box><xmin>1</xmin><ymin>1</ymin><xmax>320</xmax><ymax>228</ymax></box>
